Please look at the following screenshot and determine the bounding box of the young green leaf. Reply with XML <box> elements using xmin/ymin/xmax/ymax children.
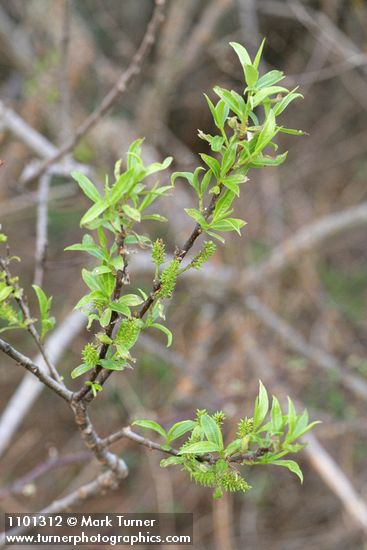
<box><xmin>200</xmin><ymin>414</ymin><xmax>224</xmax><ymax>450</ymax></box>
<box><xmin>229</xmin><ymin>42</ymin><xmax>252</xmax><ymax>70</ymax></box>
<box><xmin>32</xmin><ymin>284</ymin><xmax>55</xmax><ymax>340</ymax></box>
<box><xmin>253</xmin><ymin>380</ymin><xmax>269</xmax><ymax>430</ymax></box>
<box><xmin>72</xmin><ymin>172</ymin><xmax>101</xmax><ymax>203</ymax></box>
<box><xmin>271</xmin><ymin>459</ymin><xmax>304</xmax><ymax>483</ymax></box>
<box><xmin>166</xmin><ymin>420</ymin><xmax>196</xmax><ymax>443</ymax></box>
<box><xmin>150</xmin><ymin>322</ymin><xmax>173</xmax><ymax>347</ymax></box>
<box><xmin>71</xmin><ymin>363</ymin><xmax>94</xmax><ymax>379</ymax></box>
<box><xmin>179</xmin><ymin>441</ymin><xmax>221</xmax><ymax>455</ymax></box>
<box><xmin>132</xmin><ymin>419</ymin><xmax>167</xmax><ymax>439</ymax></box>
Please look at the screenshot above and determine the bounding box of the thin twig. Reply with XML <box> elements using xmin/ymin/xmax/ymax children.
<box><xmin>0</xmin><ymin>452</ymin><xmax>90</xmax><ymax>500</ymax></box>
<box><xmin>0</xmin><ymin>470</ymin><xmax>123</xmax><ymax>542</ymax></box>
<box><xmin>101</xmin><ymin>425</ymin><xmax>269</xmax><ymax>465</ymax></box>
<box><xmin>0</xmin><ymin>309</ymin><xmax>85</xmax><ymax>458</ymax></box>
<box><xmin>0</xmin><ymin>338</ymin><xmax>72</xmax><ymax>402</ymax></box>
<box><xmin>0</xmin><ymin>256</ymin><xmax>62</xmax><ymax>383</ymax></box>
<box><xmin>19</xmin><ymin>0</ymin><xmax>166</xmax><ymax>186</ymax></box>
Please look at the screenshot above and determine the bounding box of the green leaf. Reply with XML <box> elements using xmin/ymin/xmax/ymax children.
<box><xmin>253</xmin><ymin>38</ymin><xmax>266</xmax><ymax>69</ymax></box>
<box><xmin>249</xmin><ymin>152</ymin><xmax>287</xmax><ymax>167</ymax></box>
<box><xmin>287</xmin><ymin>396</ymin><xmax>297</xmax><ymax>435</ymax></box>
<box><xmin>119</xmin><ymin>294</ymin><xmax>144</xmax><ymax>307</ymax></box>
<box><xmin>109</xmin><ymin>302</ymin><xmax>130</xmax><ymax>316</ymax></box>
<box><xmin>179</xmin><ymin>441</ymin><xmax>221</xmax><ymax>455</ymax></box>
<box><xmin>184</xmin><ymin>208</ymin><xmax>207</xmax><ymax>226</ymax></box>
<box><xmin>200</xmin><ymin>154</ymin><xmax>220</xmax><ymax>178</ymax></box>
<box><xmin>145</xmin><ymin>156</ymin><xmax>173</xmax><ymax>176</ymax></box>
<box><xmin>277</xmin><ymin>127</ymin><xmax>305</xmax><ymax>136</ymax></box>
<box><xmin>100</xmin><ymin>307</ymin><xmax>112</xmax><ymax>328</ymax></box>
<box><xmin>81</xmin><ymin>269</ymin><xmax>100</xmax><ymax>292</ymax></box>
<box><xmin>273</xmin><ymin>91</ymin><xmax>303</xmax><ymax>116</ymax></box>
<box><xmin>127</xmin><ymin>138</ymin><xmax>144</xmax><ymax>169</ymax></box>
<box><xmin>271</xmin><ymin>460</ymin><xmax>304</xmax><ymax>483</ymax></box>
<box><xmin>252</xmin><ymin>86</ymin><xmax>289</xmax><ymax>108</ymax></box>
<box><xmin>256</xmin><ymin>110</ymin><xmax>276</xmax><ymax>152</ymax></box>
<box><xmin>132</xmin><ymin>419</ymin><xmax>167</xmax><ymax>439</ymax></box>
<box><xmin>166</xmin><ymin>420</ymin><xmax>196</xmax><ymax>443</ymax></box>
<box><xmin>210</xmin><ymin>218</ymin><xmax>246</xmax><ymax>235</ymax></box>
<box><xmin>200</xmin><ymin>414</ymin><xmax>224</xmax><ymax>450</ymax></box>
<box><xmin>211</xmin><ymin>136</ymin><xmax>225</xmax><ymax>152</ymax></box>
<box><xmin>71</xmin><ymin>363</ymin><xmax>94</xmax><ymax>379</ymax></box>
<box><xmin>99</xmin><ymin>358</ymin><xmax>125</xmax><ymax>371</ymax></box>
<box><xmin>150</xmin><ymin>322</ymin><xmax>173</xmax><ymax>347</ymax></box>
<box><xmin>110</xmin><ymin>168</ymin><xmax>135</xmax><ymax>204</ymax></box>
<box><xmin>80</xmin><ymin>201</ymin><xmax>108</xmax><ymax>227</ymax></box>
<box><xmin>221</xmin><ymin>143</ymin><xmax>237</xmax><ymax>175</ymax></box>
<box><xmin>122</xmin><ymin>204</ymin><xmax>141</xmax><ymax>222</ymax></box>
<box><xmin>229</xmin><ymin>42</ymin><xmax>252</xmax><ymax>69</ymax></box>
<box><xmin>213</xmin><ymin>87</ymin><xmax>246</xmax><ymax>119</ymax></box>
<box><xmin>244</xmin><ymin>64</ymin><xmax>259</xmax><ymax>88</ymax></box>
<box><xmin>160</xmin><ymin>456</ymin><xmax>183</xmax><ymax>467</ymax></box>
<box><xmin>0</xmin><ymin>286</ymin><xmax>13</xmax><ymax>302</ymax></box>
<box><xmin>253</xmin><ymin>380</ymin><xmax>269</xmax><ymax>430</ymax></box>
<box><xmin>256</xmin><ymin>70</ymin><xmax>285</xmax><ymax>89</ymax></box>
<box><xmin>65</xmin><ymin>242</ymin><xmax>106</xmax><ymax>261</ymax></box>
<box><xmin>72</xmin><ymin>171</ymin><xmax>101</xmax><ymax>203</ymax></box>
<box><xmin>32</xmin><ymin>284</ymin><xmax>55</xmax><ymax>340</ymax></box>
<box><xmin>224</xmin><ymin>439</ymin><xmax>242</xmax><ymax>458</ymax></box>
<box><xmin>270</xmin><ymin>396</ymin><xmax>283</xmax><ymax>433</ymax></box>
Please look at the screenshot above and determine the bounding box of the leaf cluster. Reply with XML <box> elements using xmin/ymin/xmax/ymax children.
<box><xmin>133</xmin><ymin>381</ymin><xmax>320</xmax><ymax>498</ymax></box>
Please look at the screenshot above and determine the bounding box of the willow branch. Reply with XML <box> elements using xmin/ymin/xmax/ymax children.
<box><xmin>0</xmin><ymin>338</ymin><xmax>72</xmax><ymax>402</ymax></box>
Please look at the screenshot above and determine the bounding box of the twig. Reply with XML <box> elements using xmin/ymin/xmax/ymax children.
<box><xmin>0</xmin><ymin>338</ymin><xmax>72</xmax><ymax>402</ymax></box>
<box><xmin>245</xmin><ymin>295</ymin><xmax>367</xmax><ymax>402</ymax></box>
<box><xmin>71</xmin><ymin>400</ymin><xmax>128</xmax><ymax>477</ymax></box>
<box><xmin>0</xmin><ymin>309</ymin><xmax>85</xmax><ymax>458</ymax></box>
<box><xmin>0</xmin><ymin>470</ymin><xmax>123</xmax><ymax>542</ymax></box>
<box><xmin>100</xmin><ymin>426</ymin><xmax>269</xmax><ymax>465</ymax></box>
<box><xmin>0</xmin><ymin>452</ymin><xmax>91</xmax><ymax>500</ymax></box>
<box><xmin>19</xmin><ymin>0</ymin><xmax>166</xmax><ymax>186</ymax></box>
<box><xmin>0</xmin><ymin>256</ymin><xmax>62</xmax><ymax>383</ymax></box>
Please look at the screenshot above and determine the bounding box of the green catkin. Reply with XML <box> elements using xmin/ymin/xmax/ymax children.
<box><xmin>151</xmin><ymin>238</ymin><xmax>166</xmax><ymax>268</ymax></box>
<box><xmin>116</xmin><ymin>318</ymin><xmax>141</xmax><ymax>350</ymax></box>
<box><xmin>191</xmin><ymin>241</ymin><xmax>217</xmax><ymax>270</ymax></box>
<box><xmin>82</xmin><ymin>343</ymin><xmax>99</xmax><ymax>368</ymax></box>
<box><xmin>237</xmin><ymin>417</ymin><xmax>254</xmax><ymax>438</ymax></box>
<box><xmin>158</xmin><ymin>259</ymin><xmax>180</xmax><ymax>299</ymax></box>
<box><xmin>0</xmin><ymin>302</ymin><xmax>20</xmax><ymax>326</ymax></box>
<box><xmin>213</xmin><ymin>411</ymin><xmax>226</xmax><ymax>425</ymax></box>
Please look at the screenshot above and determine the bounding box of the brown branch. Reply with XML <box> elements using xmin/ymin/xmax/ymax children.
<box><xmin>0</xmin><ymin>338</ymin><xmax>72</xmax><ymax>402</ymax></box>
<box><xmin>0</xmin><ymin>452</ymin><xmax>90</xmax><ymax>500</ymax></box>
<box><xmin>0</xmin><ymin>469</ymin><xmax>123</xmax><ymax>542</ymax></box>
<box><xmin>19</xmin><ymin>0</ymin><xmax>166</xmax><ymax>187</ymax></box>
<box><xmin>101</xmin><ymin>425</ymin><xmax>270</xmax><ymax>465</ymax></box>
